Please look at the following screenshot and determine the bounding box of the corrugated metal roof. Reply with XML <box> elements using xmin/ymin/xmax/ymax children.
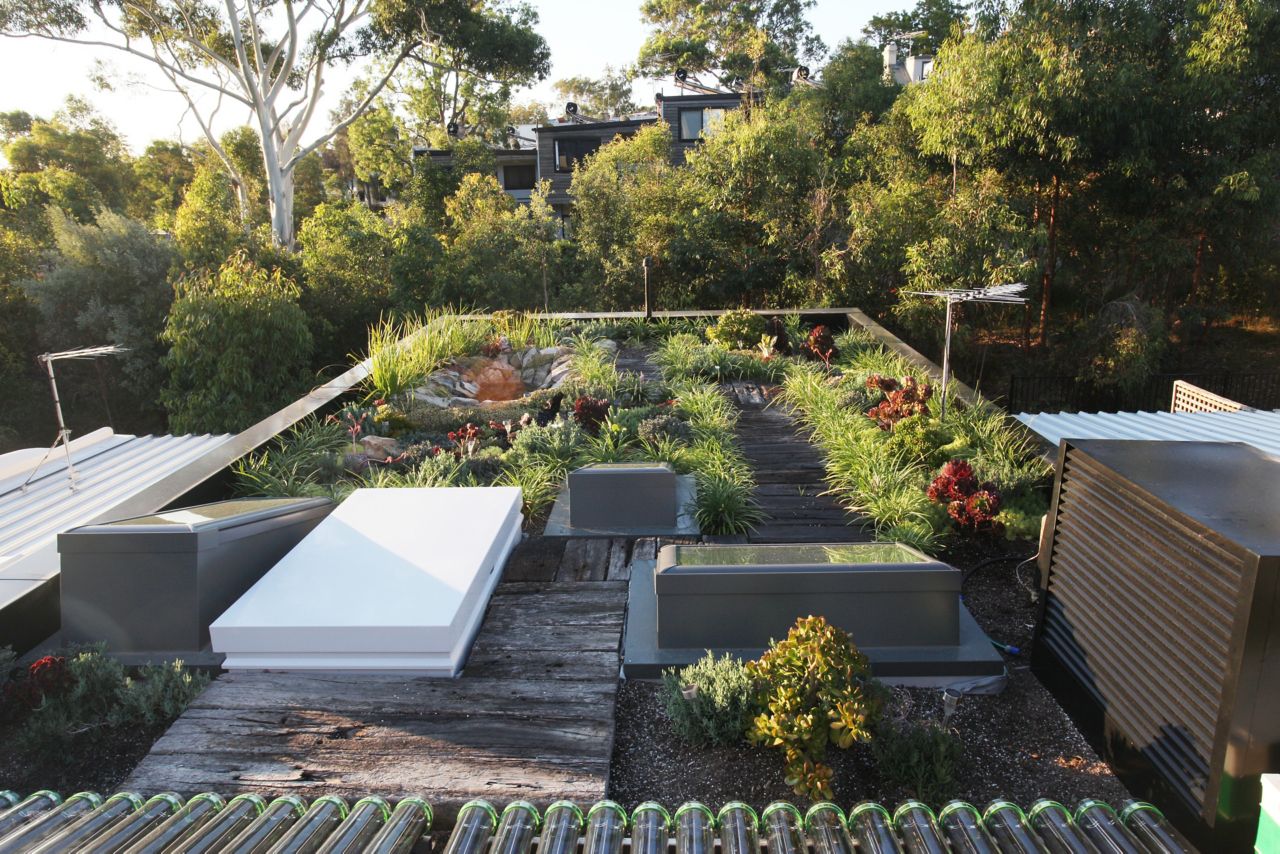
<box><xmin>0</xmin><ymin>430</ymin><xmax>233</xmax><ymax>578</ymax></box>
<box><xmin>1015</xmin><ymin>409</ymin><xmax>1280</xmax><ymax>459</ymax></box>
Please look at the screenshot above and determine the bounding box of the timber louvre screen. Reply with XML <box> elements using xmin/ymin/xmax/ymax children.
<box><xmin>1033</xmin><ymin>439</ymin><xmax>1280</xmax><ymax>832</ymax></box>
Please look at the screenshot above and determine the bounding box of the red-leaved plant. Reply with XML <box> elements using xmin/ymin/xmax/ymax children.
<box><xmin>572</xmin><ymin>396</ymin><xmax>610</xmax><ymax>435</ymax></box>
<box><xmin>447</xmin><ymin>422</ymin><xmax>484</xmax><ymax>458</ymax></box>
<box><xmin>927</xmin><ymin>459</ymin><xmax>1003</xmax><ymax>535</ymax></box>
<box><xmin>3</xmin><ymin>655</ymin><xmax>74</xmax><ymax>713</ymax></box>
<box><xmin>802</xmin><ymin>325</ymin><xmax>838</xmax><ymax>367</ymax></box>
<box><xmin>865</xmin><ymin>375</ymin><xmax>932</xmax><ymax>430</ymax></box>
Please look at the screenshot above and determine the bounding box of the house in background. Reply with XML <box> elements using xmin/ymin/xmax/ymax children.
<box><xmin>417</xmin><ymin>86</ymin><xmax>748</xmax><ymax>230</ymax></box>
<box><xmin>883</xmin><ymin>42</ymin><xmax>934</xmax><ymax>84</ymax></box>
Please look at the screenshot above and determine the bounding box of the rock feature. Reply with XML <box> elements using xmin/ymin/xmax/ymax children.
<box><xmin>410</xmin><ymin>339</ymin><xmax>595</xmax><ymax>409</ymax></box>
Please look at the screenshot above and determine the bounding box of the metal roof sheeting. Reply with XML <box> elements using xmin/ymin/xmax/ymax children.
<box><xmin>0</xmin><ymin>430</ymin><xmax>233</xmax><ymax>578</ymax></box>
<box><xmin>1015</xmin><ymin>409</ymin><xmax>1280</xmax><ymax>460</ymax></box>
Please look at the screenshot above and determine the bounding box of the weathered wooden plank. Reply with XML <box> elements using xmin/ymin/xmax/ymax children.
<box><xmin>469</xmin><ymin>623</ymin><xmax>622</xmax><ymax>653</ymax></box>
<box><xmin>578</xmin><ymin>538</ymin><xmax>610</xmax><ymax>581</ymax></box>
<box><xmin>554</xmin><ymin>538</ymin><xmax>588</xmax><ymax>582</ymax></box>
<box><xmin>501</xmin><ymin>536</ymin><xmax>565</xmax><ymax>582</ymax></box>
<box><xmin>606</xmin><ymin>538</ymin><xmax>630</xmax><ymax>581</ymax></box>
<box><xmin>178</xmin><ymin>675</ymin><xmax>616</xmax><ymax>717</ymax></box>
<box><xmin>493</xmin><ymin>580</ymin><xmax>627</xmax><ymax>596</ymax></box>
<box><xmin>464</xmin><ymin>649</ymin><xmax>619</xmax><ymax>681</ymax></box>
<box><xmin>631</xmin><ymin>537</ymin><xmax>657</xmax><ymax>562</ymax></box>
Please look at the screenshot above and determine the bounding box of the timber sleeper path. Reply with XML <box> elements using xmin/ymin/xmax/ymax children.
<box><xmin>122</xmin><ymin>539</ymin><xmax>632</xmax><ymax>826</ymax></box>
<box><xmin>728</xmin><ymin>381</ymin><xmax>872</xmax><ymax>544</ymax></box>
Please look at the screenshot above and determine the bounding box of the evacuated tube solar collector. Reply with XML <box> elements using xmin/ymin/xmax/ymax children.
<box><xmin>0</xmin><ymin>791</ymin><xmax>103</xmax><ymax>854</ymax></box>
<box><xmin>630</xmin><ymin>802</ymin><xmax>671</xmax><ymax>854</ymax></box>
<box><xmin>583</xmin><ymin>800</ymin><xmax>627</xmax><ymax>854</ymax></box>
<box><xmin>938</xmin><ymin>802</ymin><xmax>998</xmax><ymax>854</ymax></box>
<box><xmin>673</xmin><ymin>802</ymin><xmax>714</xmax><ymax>854</ymax></box>
<box><xmin>361</xmin><ymin>798</ymin><xmax>431</xmax><ymax>854</ymax></box>
<box><xmin>849</xmin><ymin>802</ymin><xmax>903</xmax><ymax>854</ymax></box>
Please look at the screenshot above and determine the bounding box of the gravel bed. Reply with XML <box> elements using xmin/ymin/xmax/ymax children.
<box><xmin>607</xmin><ymin>541</ymin><xmax>1132</xmax><ymax>811</ymax></box>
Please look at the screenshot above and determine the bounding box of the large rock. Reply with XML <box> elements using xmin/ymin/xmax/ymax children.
<box><xmin>360</xmin><ymin>435</ymin><xmax>402</xmax><ymax>459</ymax></box>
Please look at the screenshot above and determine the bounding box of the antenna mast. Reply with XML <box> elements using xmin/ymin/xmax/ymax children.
<box><xmin>901</xmin><ymin>284</ymin><xmax>1027</xmax><ymax>416</ymax></box>
<box><xmin>21</xmin><ymin>345</ymin><xmax>128</xmax><ymax>492</ymax></box>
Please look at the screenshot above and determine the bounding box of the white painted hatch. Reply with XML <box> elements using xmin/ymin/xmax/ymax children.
<box><xmin>211</xmin><ymin>486</ymin><xmax>523</xmax><ymax>673</ymax></box>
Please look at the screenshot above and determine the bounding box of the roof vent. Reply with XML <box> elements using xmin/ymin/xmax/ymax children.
<box><xmin>565</xmin><ymin>101</ymin><xmax>578</xmax><ymax>115</ymax></box>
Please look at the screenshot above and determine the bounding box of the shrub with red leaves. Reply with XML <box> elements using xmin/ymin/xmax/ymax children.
<box><xmin>480</xmin><ymin>338</ymin><xmax>504</xmax><ymax>358</ymax></box>
<box><xmin>802</xmin><ymin>325</ymin><xmax>838</xmax><ymax>366</ymax></box>
<box><xmin>3</xmin><ymin>655</ymin><xmax>74</xmax><ymax>713</ymax></box>
<box><xmin>446</xmin><ymin>422</ymin><xmax>485</xmax><ymax>457</ymax></box>
<box><xmin>572</xmin><ymin>396</ymin><xmax>610</xmax><ymax>435</ymax></box>
<box><xmin>865</xmin><ymin>374</ymin><xmax>932</xmax><ymax>430</ymax></box>
<box><xmin>927</xmin><ymin>459</ymin><xmax>1003</xmax><ymax>535</ymax></box>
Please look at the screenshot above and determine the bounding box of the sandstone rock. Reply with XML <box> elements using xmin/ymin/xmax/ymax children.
<box><xmin>597</xmin><ymin>339</ymin><xmax>619</xmax><ymax>352</ymax></box>
<box><xmin>360</xmin><ymin>435</ymin><xmax>401</xmax><ymax>458</ymax></box>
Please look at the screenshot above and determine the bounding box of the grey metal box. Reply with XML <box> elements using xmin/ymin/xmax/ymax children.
<box><xmin>568</xmin><ymin>463</ymin><xmax>678</xmax><ymax>529</ymax></box>
<box><xmin>58</xmin><ymin>497</ymin><xmax>333</xmax><ymax>652</ymax></box>
<box><xmin>656</xmin><ymin>542</ymin><xmax>959</xmax><ymax>649</ymax></box>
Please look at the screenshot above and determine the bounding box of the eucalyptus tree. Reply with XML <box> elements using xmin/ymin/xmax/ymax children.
<box><xmin>636</xmin><ymin>0</ymin><xmax>825</xmax><ymax>85</ymax></box>
<box><xmin>552</xmin><ymin>67</ymin><xmax>639</xmax><ymax>119</ymax></box>
<box><xmin>0</xmin><ymin>0</ymin><xmax>549</xmax><ymax>247</ymax></box>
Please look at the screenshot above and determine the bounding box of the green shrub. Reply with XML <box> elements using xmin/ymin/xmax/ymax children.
<box><xmin>162</xmin><ymin>252</ymin><xmax>314</xmax><ymax>434</ymax></box>
<box><xmin>747</xmin><ymin>615</ymin><xmax>880</xmax><ymax>800</ymax></box>
<box><xmin>298</xmin><ymin>201</ymin><xmax>393</xmax><ymax>368</ymax></box>
<box><xmin>508</xmin><ymin>419</ymin><xmax>586</xmax><ymax>475</ymax></box>
<box><xmin>692</xmin><ymin>471</ymin><xmax>765</xmax><ymax>535</ymax></box>
<box><xmin>638</xmin><ymin>414</ymin><xmax>693</xmax><ymax>446</ymax></box>
<box><xmin>661</xmin><ymin>652</ymin><xmax>757</xmax><ymax>747</ymax></box>
<box><xmin>13</xmin><ymin>646</ymin><xmax>208</xmax><ymax>752</ymax></box>
<box><xmin>872</xmin><ymin>719</ymin><xmax>962</xmax><ymax>804</ymax></box>
<box><xmin>172</xmin><ymin>164</ymin><xmax>244</xmax><ymax>268</ymax></box>
<box><xmin>706</xmin><ymin>309</ymin><xmax>766</xmax><ymax>350</ymax></box>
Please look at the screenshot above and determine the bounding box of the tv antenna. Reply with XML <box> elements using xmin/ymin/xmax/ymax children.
<box><xmin>673</xmin><ymin>68</ymin><xmax>725</xmax><ymax>95</ymax></box>
<box><xmin>902</xmin><ymin>283</ymin><xmax>1027</xmax><ymax>416</ymax></box>
<box><xmin>21</xmin><ymin>345</ymin><xmax>128</xmax><ymax>493</ymax></box>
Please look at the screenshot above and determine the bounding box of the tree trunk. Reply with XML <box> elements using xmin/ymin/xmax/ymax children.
<box><xmin>258</xmin><ymin>122</ymin><xmax>296</xmax><ymax>248</ymax></box>
<box><xmin>1023</xmin><ymin>182</ymin><xmax>1041</xmax><ymax>351</ymax></box>
<box><xmin>1037</xmin><ymin>174</ymin><xmax>1060</xmax><ymax>347</ymax></box>
<box><xmin>1189</xmin><ymin>230</ymin><xmax>1207</xmax><ymax>303</ymax></box>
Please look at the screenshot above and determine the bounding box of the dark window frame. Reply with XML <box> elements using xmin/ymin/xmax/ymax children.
<box><xmin>678</xmin><ymin>108</ymin><xmax>704</xmax><ymax>142</ymax></box>
<box><xmin>554</xmin><ymin>137</ymin><xmax>601</xmax><ymax>173</ymax></box>
<box><xmin>502</xmin><ymin>163</ymin><xmax>536</xmax><ymax>191</ymax></box>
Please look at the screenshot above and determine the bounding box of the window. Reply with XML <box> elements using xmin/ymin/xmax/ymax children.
<box><xmin>678</xmin><ymin>107</ymin><xmax>728</xmax><ymax>141</ymax></box>
<box><xmin>502</xmin><ymin>163</ymin><xmax>536</xmax><ymax>191</ymax></box>
<box><xmin>555</xmin><ymin>138</ymin><xmax>600</xmax><ymax>172</ymax></box>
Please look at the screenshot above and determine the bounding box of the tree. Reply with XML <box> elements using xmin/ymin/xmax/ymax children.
<box><xmin>552</xmin><ymin>68</ymin><xmax>639</xmax><ymax>119</ymax></box>
<box><xmin>297</xmin><ymin>202</ymin><xmax>392</xmax><ymax>368</ymax></box>
<box><xmin>1</xmin><ymin>0</ymin><xmax>550</xmax><ymax>247</ymax></box>
<box><xmin>23</xmin><ymin>209</ymin><xmax>178</xmax><ymax>430</ymax></box>
<box><xmin>292</xmin><ymin>152</ymin><xmax>328</xmax><ymax>227</ymax></box>
<box><xmin>130</xmin><ymin>140</ymin><xmax>195</xmax><ymax>230</ymax></box>
<box><xmin>571</xmin><ymin>124</ymin><xmax>676</xmax><ymax>308</ymax></box>
<box><xmin>0</xmin><ymin>227</ymin><xmax>43</xmax><ymax>450</ymax></box>
<box><xmin>864</xmin><ymin>0</ymin><xmax>967</xmax><ymax>55</ymax></box>
<box><xmin>173</xmin><ymin>165</ymin><xmax>245</xmax><ymax>269</ymax></box>
<box><xmin>436</xmin><ymin>173</ymin><xmax>559</xmax><ymax>308</ymax></box>
<box><xmin>162</xmin><ymin>252</ymin><xmax>313</xmax><ymax>433</ymax></box>
<box><xmin>814</xmin><ymin>40</ymin><xmax>900</xmax><ymax>132</ymax></box>
<box><xmin>0</xmin><ymin>101</ymin><xmax>133</xmax><ymax>233</ymax></box>
<box><xmin>347</xmin><ymin>101</ymin><xmax>414</xmax><ymax>197</ymax></box>
<box><xmin>637</xmin><ymin>0</ymin><xmax>825</xmax><ymax>83</ymax></box>
<box><xmin>394</xmin><ymin>1</ymin><xmax>548</xmax><ymax>147</ymax></box>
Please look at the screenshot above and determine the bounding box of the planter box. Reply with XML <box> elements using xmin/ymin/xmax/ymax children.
<box><xmin>656</xmin><ymin>542</ymin><xmax>959</xmax><ymax>649</ymax></box>
<box><xmin>568</xmin><ymin>463</ymin><xmax>678</xmax><ymax>529</ymax></box>
<box><xmin>58</xmin><ymin>497</ymin><xmax>334</xmax><ymax>652</ymax></box>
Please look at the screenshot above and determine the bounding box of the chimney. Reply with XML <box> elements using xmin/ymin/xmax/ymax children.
<box><xmin>883</xmin><ymin>43</ymin><xmax>899</xmax><ymax>71</ymax></box>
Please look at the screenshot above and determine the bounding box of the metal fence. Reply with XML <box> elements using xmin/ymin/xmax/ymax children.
<box><xmin>1007</xmin><ymin>371</ymin><xmax>1280</xmax><ymax>414</ymax></box>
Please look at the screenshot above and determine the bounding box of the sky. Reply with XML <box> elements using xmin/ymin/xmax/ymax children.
<box><xmin>0</xmin><ymin>0</ymin><xmax>902</xmax><ymax>154</ymax></box>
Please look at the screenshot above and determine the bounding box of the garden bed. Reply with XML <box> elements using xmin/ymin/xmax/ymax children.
<box><xmin>607</xmin><ymin>545</ymin><xmax>1131</xmax><ymax>809</ymax></box>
